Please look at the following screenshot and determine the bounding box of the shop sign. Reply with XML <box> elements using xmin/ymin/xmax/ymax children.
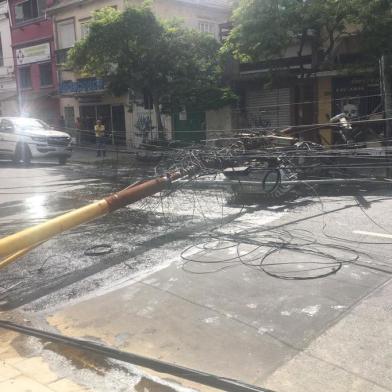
<box><xmin>16</xmin><ymin>43</ymin><xmax>51</xmax><ymax>66</ymax></box>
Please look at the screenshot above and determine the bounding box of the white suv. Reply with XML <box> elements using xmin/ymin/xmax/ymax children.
<box><xmin>0</xmin><ymin>117</ymin><xmax>72</xmax><ymax>165</ymax></box>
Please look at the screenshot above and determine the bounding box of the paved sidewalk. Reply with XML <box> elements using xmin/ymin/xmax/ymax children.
<box><xmin>0</xmin><ymin>325</ymin><xmax>91</xmax><ymax>392</ymax></box>
<box><xmin>264</xmin><ymin>280</ymin><xmax>392</xmax><ymax>392</ymax></box>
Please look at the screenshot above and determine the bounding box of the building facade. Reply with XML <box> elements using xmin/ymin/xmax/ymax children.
<box><xmin>47</xmin><ymin>0</ymin><xmax>230</xmax><ymax>146</ymax></box>
<box><xmin>9</xmin><ymin>0</ymin><xmax>60</xmax><ymax>125</ymax></box>
<box><xmin>0</xmin><ymin>1</ymin><xmax>18</xmax><ymax>116</ymax></box>
<box><xmin>228</xmin><ymin>33</ymin><xmax>385</xmax><ymax>145</ymax></box>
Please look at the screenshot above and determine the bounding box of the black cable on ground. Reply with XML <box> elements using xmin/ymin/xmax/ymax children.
<box><xmin>84</xmin><ymin>244</ymin><xmax>113</xmax><ymax>257</ymax></box>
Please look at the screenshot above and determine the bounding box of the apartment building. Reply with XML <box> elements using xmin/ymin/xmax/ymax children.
<box><xmin>9</xmin><ymin>0</ymin><xmax>60</xmax><ymax>124</ymax></box>
<box><xmin>47</xmin><ymin>0</ymin><xmax>230</xmax><ymax>146</ymax></box>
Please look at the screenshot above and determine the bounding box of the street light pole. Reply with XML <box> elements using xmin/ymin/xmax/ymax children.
<box><xmin>380</xmin><ymin>55</ymin><xmax>392</xmax><ymax>178</ymax></box>
<box><xmin>380</xmin><ymin>55</ymin><xmax>392</xmax><ymax>143</ymax></box>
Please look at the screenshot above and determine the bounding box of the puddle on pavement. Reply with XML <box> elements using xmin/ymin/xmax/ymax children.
<box><xmin>11</xmin><ymin>333</ymin><xmax>40</xmax><ymax>358</ymax></box>
<box><xmin>44</xmin><ymin>341</ymin><xmax>113</xmax><ymax>376</ymax></box>
<box><xmin>134</xmin><ymin>377</ymin><xmax>183</xmax><ymax>392</ymax></box>
<box><xmin>42</xmin><ymin>341</ymin><xmax>195</xmax><ymax>392</ymax></box>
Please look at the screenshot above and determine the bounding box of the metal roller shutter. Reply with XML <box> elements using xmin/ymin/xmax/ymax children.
<box><xmin>246</xmin><ymin>88</ymin><xmax>291</xmax><ymax>128</ymax></box>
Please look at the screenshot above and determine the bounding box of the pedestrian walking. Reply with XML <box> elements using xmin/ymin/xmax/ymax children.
<box><xmin>95</xmin><ymin>120</ymin><xmax>106</xmax><ymax>157</ymax></box>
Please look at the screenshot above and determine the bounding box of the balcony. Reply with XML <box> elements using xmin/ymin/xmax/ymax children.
<box><xmin>59</xmin><ymin>78</ymin><xmax>105</xmax><ymax>95</ymax></box>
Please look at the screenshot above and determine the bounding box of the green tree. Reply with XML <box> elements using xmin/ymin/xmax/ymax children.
<box><xmin>223</xmin><ymin>0</ymin><xmax>354</xmax><ymax>72</ymax></box>
<box><xmin>351</xmin><ymin>0</ymin><xmax>392</xmax><ymax>59</ymax></box>
<box><xmin>68</xmin><ymin>5</ymin><xmax>235</xmax><ymax>140</ymax></box>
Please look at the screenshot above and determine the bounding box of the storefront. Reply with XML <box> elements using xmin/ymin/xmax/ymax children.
<box><xmin>59</xmin><ymin>79</ymin><xmax>127</xmax><ymax>145</ymax></box>
<box><xmin>245</xmin><ymin>87</ymin><xmax>292</xmax><ymax>129</ymax></box>
<box><xmin>79</xmin><ymin>103</ymin><xmax>126</xmax><ymax>145</ymax></box>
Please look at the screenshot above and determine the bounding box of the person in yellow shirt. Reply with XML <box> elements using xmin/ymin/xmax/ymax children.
<box><xmin>94</xmin><ymin>119</ymin><xmax>106</xmax><ymax>157</ymax></box>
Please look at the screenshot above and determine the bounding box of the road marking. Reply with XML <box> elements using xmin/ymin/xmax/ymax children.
<box><xmin>353</xmin><ymin>230</ymin><xmax>392</xmax><ymax>239</ymax></box>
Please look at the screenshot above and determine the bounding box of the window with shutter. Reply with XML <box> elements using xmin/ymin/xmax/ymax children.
<box><xmin>57</xmin><ymin>19</ymin><xmax>76</xmax><ymax>49</ymax></box>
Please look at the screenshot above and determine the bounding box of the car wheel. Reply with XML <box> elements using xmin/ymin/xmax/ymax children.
<box><xmin>58</xmin><ymin>157</ymin><xmax>67</xmax><ymax>165</ymax></box>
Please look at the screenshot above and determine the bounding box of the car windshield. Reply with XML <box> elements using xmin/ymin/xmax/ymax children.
<box><xmin>12</xmin><ymin>118</ymin><xmax>51</xmax><ymax>131</ymax></box>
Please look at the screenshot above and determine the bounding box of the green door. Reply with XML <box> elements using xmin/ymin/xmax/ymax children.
<box><xmin>173</xmin><ymin>110</ymin><xmax>206</xmax><ymax>143</ymax></box>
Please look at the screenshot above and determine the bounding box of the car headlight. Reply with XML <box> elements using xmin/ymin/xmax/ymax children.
<box><xmin>31</xmin><ymin>136</ymin><xmax>47</xmax><ymax>143</ymax></box>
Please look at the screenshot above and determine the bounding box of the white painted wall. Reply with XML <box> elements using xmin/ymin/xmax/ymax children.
<box><xmin>206</xmin><ymin>106</ymin><xmax>232</xmax><ymax>140</ymax></box>
<box><xmin>130</xmin><ymin>103</ymin><xmax>172</xmax><ymax>148</ymax></box>
<box><xmin>151</xmin><ymin>0</ymin><xmax>230</xmax><ymax>39</ymax></box>
<box><xmin>0</xmin><ymin>1</ymin><xmax>18</xmax><ymax>115</ymax></box>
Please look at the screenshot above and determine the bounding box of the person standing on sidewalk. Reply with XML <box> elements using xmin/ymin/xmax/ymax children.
<box><xmin>95</xmin><ymin>119</ymin><xmax>106</xmax><ymax>157</ymax></box>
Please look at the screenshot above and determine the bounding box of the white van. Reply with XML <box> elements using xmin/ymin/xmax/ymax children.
<box><xmin>0</xmin><ymin>117</ymin><xmax>72</xmax><ymax>165</ymax></box>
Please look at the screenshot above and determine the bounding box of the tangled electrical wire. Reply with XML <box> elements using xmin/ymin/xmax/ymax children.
<box><xmin>161</xmin><ymin>132</ymin><xmax>392</xmax><ymax>280</ymax></box>
<box><xmin>1</xmin><ymin>126</ymin><xmax>392</xmax><ymax>303</ymax></box>
<box><xmin>180</xmin><ymin>222</ymin><xmax>365</xmax><ymax>280</ymax></box>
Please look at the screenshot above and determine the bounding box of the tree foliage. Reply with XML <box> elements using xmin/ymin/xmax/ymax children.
<box><xmin>225</xmin><ymin>1</ymin><xmax>352</xmax><ymax>65</ymax></box>
<box><xmin>224</xmin><ymin>0</ymin><xmax>392</xmax><ymax>71</ymax></box>
<box><xmin>68</xmin><ymin>5</ymin><xmax>235</xmax><ymax>136</ymax></box>
<box><xmin>352</xmin><ymin>0</ymin><xmax>392</xmax><ymax>58</ymax></box>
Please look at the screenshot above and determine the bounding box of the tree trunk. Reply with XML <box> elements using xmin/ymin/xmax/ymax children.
<box><xmin>298</xmin><ymin>29</ymin><xmax>307</xmax><ymax>78</ymax></box>
<box><xmin>153</xmin><ymin>94</ymin><xmax>164</xmax><ymax>141</ymax></box>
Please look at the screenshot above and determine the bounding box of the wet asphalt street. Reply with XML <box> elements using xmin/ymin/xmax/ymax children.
<box><xmin>0</xmin><ymin>158</ymin><xmax>245</xmax><ymax>311</ymax></box>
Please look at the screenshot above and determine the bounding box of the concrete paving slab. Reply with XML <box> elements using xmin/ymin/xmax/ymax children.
<box><xmin>0</xmin><ymin>330</ymin><xmax>30</xmax><ymax>365</ymax></box>
<box><xmin>264</xmin><ymin>280</ymin><xmax>392</xmax><ymax>392</ymax></box>
<box><xmin>0</xmin><ymin>362</ymin><xmax>21</xmax><ymax>382</ymax></box>
<box><xmin>0</xmin><ymin>327</ymin><xmax>93</xmax><ymax>392</ymax></box>
<box><xmin>13</xmin><ymin>357</ymin><xmax>60</xmax><ymax>384</ymax></box>
<box><xmin>48</xmin><ymin>378</ymin><xmax>91</xmax><ymax>392</ymax></box>
<box><xmin>0</xmin><ymin>375</ymin><xmax>55</xmax><ymax>392</ymax></box>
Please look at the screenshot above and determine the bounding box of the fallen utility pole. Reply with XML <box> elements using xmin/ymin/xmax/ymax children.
<box><xmin>0</xmin><ymin>169</ymin><xmax>190</xmax><ymax>269</ymax></box>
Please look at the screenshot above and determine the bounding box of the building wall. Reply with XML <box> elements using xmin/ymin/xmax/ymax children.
<box><xmin>206</xmin><ymin>106</ymin><xmax>232</xmax><ymax>140</ymax></box>
<box><xmin>9</xmin><ymin>0</ymin><xmax>59</xmax><ymax>123</ymax></box>
<box><xmin>0</xmin><ymin>98</ymin><xmax>18</xmax><ymax>115</ymax></box>
<box><xmin>0</xmin><ymin>3</ymin><xmax>14</xmax><ymax>73</ymax></box>
<box><xmin>52</xmin><ymin>0</ymin><xmax>126</xmax><ymax>42</ymax></box>
<box><xmin>0</xmin><ymin>1</ymin><xmax>18</xmax><ymax>115</ymax></box>
<box><xmin>151</xmin><ymin>0</ymin><xmax>230</xmax><ymax>40</ymax></box>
